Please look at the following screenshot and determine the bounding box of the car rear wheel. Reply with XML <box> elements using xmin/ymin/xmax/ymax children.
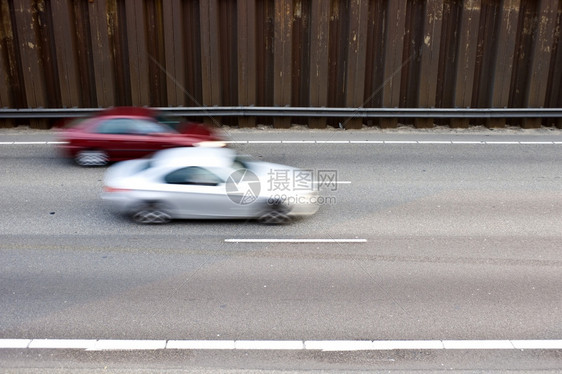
<box><xmin>75</xmin><ymin>150</ymin><xmax>109</xmax><ymax>166</ymax></box>
<box><xmin>258</xmin><ymin>200</ymin><xmax>291</xmax><ymax>225</ymax></box>
<box><xmin>132</xmin><ymin>202</ymin><xmax>171</xmax><ymax>224</ymax></box>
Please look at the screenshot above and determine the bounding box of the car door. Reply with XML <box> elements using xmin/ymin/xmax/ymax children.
<box><xmin>94</xmin><ymin>119</ymin><xmax>148</xmax><ymax>160</ymax></box>
<box><xmin>132</xmin><ymin>120</ymin><xmax>180</xmax><ymax>155</ymax></box>
<box><xmin>160</xmin><ymin>167</ymin><xmax>250</xmax><ymax>219</ymax></box>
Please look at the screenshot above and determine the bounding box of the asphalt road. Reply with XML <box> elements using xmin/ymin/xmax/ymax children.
<box><xmin>1</xmin><ymin>127</ymin><xmax>562</xmax><ymax>372</ymax></box>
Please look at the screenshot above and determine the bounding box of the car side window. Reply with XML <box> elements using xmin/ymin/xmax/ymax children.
<box><xmin>96</xmin><ymin>119</ymin><xmax>136</xmax><ymax>135</ymax></box>
<box><xmin>96</xmin><ymin>119</ymin><xmax>174</xmax><ymax>135</ymax></box>
<box><xmin>136</xmin><ymin>121</ymin><xmax>175</xmax><ymax>134</ymax></box>
<box><xmin>165</xmin><ymin>167</ymin><xmax>223</xmax><ymax>186</ymax></box>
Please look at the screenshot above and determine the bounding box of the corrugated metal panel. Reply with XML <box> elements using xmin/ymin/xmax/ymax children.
<box><xmin>51</xmin><ymin>0</ymin><xmax>80</xmax><ymax>108</ymax></box>
<box><xmin>0</xmin><ymin>0</ymin><xmax>18</xmax><ymax>115</ymax></box>
<box><xmin>273</xmin><ymin>0</ymin><xmax>293</xmax><ymax>128</ymax></box>
<box><xmin>436</xmin><ymin>0</ymin><xmax>462</xmax><ymax>126</ymax></box>
<box><xmin>0</xmin><ymin>0</ymin><xmax>561</xmax><ymax>129</ymax></box>
<box><xmin>545</xmin><ymin>0</ymin><xmax>562</xmax><ymax>128</ymax></box>
<box><xmin>162</xmin><ymin>0</ymin><xmax>184</xmax><ymax>107</ymax></box>
<box><xmin>381</xmin><ymin>0</ymin><xmax>407</xmax><ymax>128</ymax></box>
<box><xmin>344</xmin><ymin>0</ymin><xmax>368</xmax><ymax>129</ymax></box>
<box><xmin>417</xmin><ymin>0</ymin><xmax>443</xmax><ymax>128</ymax></box>
<box><xmin>237</xmin><ymin>0</ymin><xmax>257</xmax><ymax>127</ymax></box>
<box><xmin>145</xmin><ymin>0</ymin><xmax>166</xmax><ymax>107</ymax></box>
<box><xmin>308</xmin><ymin>0</ymin><xmax>329</xmax><ymax>128</ymax></box>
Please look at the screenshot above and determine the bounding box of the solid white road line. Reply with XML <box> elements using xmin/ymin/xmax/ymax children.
<box><xmin>2</xmin><ymin>140</ymin><xmax>561</xmax><ymax>145</ymax></box>
<box><xmin>349</xmin><ymin>140</ymin><xmax>384</xmax><ymax>144</ymax></box>
<box><xmin>305</xmin><ymin>340</ymin><xmax>377</xmax><ymax>351</ymax></box>
<box><xmin>228</xmin><ymin>140</ymin><xmax>558</xmax><ymax>145</ymax></box>
<box><xmin>166</xmin><ymin>340</ymin><xmax>236</xmax><ymax>350</ymax></box>
<box><xmin>0</xmin><ymin>141</ymin><xmax>67</xmax><ymax>145</ymax></box>
<box><xmin>0</xmin><ymin>339</ymin><xmax>31</xmax><ymax>348</ymax></box>
<box><xmin>282</xmin><ymin>140</ymin><xmax>316</xmax><ymax>144</ymax></box>
<box><xmin>235</xmin><ymin>340</ymin><xmax>304</xmax><ymax>350</ymax></box>
<box><xmin>519</xmin><ymin>141</ymin><xmax>554</xmax><ymax>145</ymax></box>
<box><xmin>87</xmin><ymin>340</ymin><xmax>167</xmax><ymax>351</ymax></box>
<box><xmin>382</xmin><ymin>140</ymin><xmax>418</xmax><ymax>144</ymax></box>
<box><xmin>450</xmin><ymin>141</ymin><xmax>483</xmax><ymax>144</ymax></box>
<box><xmin>224</xmin><ymin>239</ymin><xmax>367</xmax><ymax>243</ymax></box>
<box><xmin>28</xmin><ymin>339</ymin><xmax>96</xmax><ymax>349</ymax></box>
<box><xmin>442</xmin><ymin>340</ymin><xmax>515</xmax><ymax>350</ymax></box>
<box><xmin>372</xmin><ymin>340</ymin><xmax>445</xmax><ymax>350</ymax></box>
<box><xmin>511</xmin><ymin>340</ymin><xmax>562</xmax><ymax>349</ymax></box>
<box><xmin>2</xmin><ymin>339</ymin><xmax>562</xmax><ymax>351</ymax></box>
<box><xmin>485</xmin><ymin>141</ymin><xmax>520</xmax><ymax>145</ymax></box>
<box><xmin>4</xmin><ymin>141</ymin><xmax>46</xmax><ymax>145</ymax></box>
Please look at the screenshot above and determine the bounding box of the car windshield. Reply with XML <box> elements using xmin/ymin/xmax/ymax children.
<box><xmin>232</xmin><ymin>155</ymin><xmax>252</xmax><ymax>170</ymax></box>
<box><xmin>231</xmin><ymin>158</ymin><xmax>246</xmax><ymax>171</ymax></box>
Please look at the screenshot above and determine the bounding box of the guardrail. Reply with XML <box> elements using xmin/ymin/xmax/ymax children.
<box><xmin>1</xmin><ymin>107</ymin><xmax>562</xmax><ymax>119</ymax></box>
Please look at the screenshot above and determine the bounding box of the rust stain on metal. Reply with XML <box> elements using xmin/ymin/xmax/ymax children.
<box><xmin>294</xmin><ymin>0</ymin><xmax>302</xmax><ymax>18</ymax></box>
<box><xmin>464</xmin><ymin>0</ymin><xmax>481</xmax><ymax>12</ymax></box>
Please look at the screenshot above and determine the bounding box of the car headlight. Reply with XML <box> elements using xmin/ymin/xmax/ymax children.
<box><xmin>195</xmin><ymin>141</ymin><xmax>227</xmax><ymax>148</ymax></box>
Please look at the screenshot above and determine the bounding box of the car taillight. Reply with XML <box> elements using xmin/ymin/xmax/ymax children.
<box><xmin>103</xmin><ymin>186</ymin><xmax>131</xmax><ymax>193</ymax></box>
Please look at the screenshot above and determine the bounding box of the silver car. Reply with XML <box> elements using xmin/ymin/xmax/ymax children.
<box><xmin>101</xmin><ymin>147</ymin><xmax>319</xmax><ymax>224</ymax></box>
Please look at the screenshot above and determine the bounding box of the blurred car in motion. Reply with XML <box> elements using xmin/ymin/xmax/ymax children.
<box><xmin>101</xmin><ymin>147</ymin><xmax>319</xmax><ymax>224</ymax></box>
<box><xmin>57</xmin><ymin>107</ymin><xmax>223</xmax><ymax>166</ymax></box>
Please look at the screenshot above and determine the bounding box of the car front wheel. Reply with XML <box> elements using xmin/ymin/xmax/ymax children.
<box><xmin>258</xmin><ymin>200</ymin><xmax>291</xmax><ymax>225</ymax></box>
<box><xmin>75</xmin><ymin>149</ymin><xmax>109</xmax><ymax>166</ymax></box>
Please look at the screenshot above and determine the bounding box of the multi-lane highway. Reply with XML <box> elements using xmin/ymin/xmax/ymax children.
<box><xmin>1</xmin><ymin>127</ymin><xmax>562</xmax><ymax>372</ymax></box>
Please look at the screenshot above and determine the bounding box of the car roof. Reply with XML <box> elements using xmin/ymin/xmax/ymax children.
<box><xmin>96</xmin><ymin>106</ymin><xmax>157</xmax><ymax>118</ymax></box>
<box><xmin>150</xmin><ymin>147</ymin><xmax>237</xmax><ymax>169</ymax></box>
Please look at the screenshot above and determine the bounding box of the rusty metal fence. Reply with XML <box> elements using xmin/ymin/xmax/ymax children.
<box><xmin>1</xmin><ymin>0</ymin><xmax>561</xmax><ymax>129</ymax></box>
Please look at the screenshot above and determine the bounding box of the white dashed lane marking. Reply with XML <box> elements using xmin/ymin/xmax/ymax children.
<box><xmin>224</xmin><ymin>238</ymin><xmax>367</xmax><ymax>243</ymax></box>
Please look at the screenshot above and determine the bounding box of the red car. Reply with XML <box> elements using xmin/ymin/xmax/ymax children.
<box><xmin>58</xmin><ymin>107</ymin><xmax>224</xmax><ymax>166</ymax></box>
